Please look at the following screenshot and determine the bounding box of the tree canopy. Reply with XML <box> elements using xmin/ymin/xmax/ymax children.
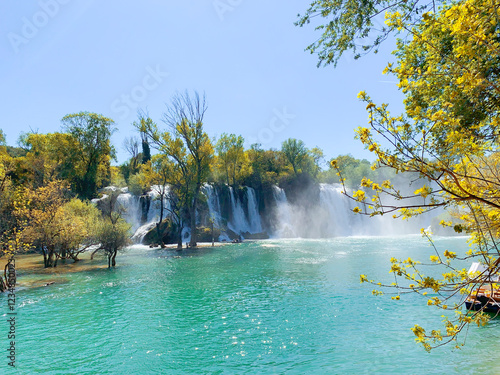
<box><xmin>296</xmin><ymin>0</ymin><xmax>446</xmax><ymax>66</ymax></box>
<box><xmin>61</xmin><ymin>112</ymin><xmax>116</xmax><ymax>199</ymax></box>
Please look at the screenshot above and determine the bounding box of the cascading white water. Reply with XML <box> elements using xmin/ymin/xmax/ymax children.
<box><xmin>144</xmin><ymin>185</ymin><xmax>171</xmax><ymax>225</ymax></box>
<box><xmin>101</xmin><ymin>181</ymin><xmax>430</xmax><ymax>244</ymax></box>
<box><xmin>202</xmin><ymin>184</ymin><xmax>231</xmax><ymax>242</ymax></box>
<box><xmin>228</xmin><ymin>187</ymin><xmax>252</xmax><ymax>235</ymax></box>
<box><xmin>130</xmin><ymin>185</ymin><xmax>172</xmax><ymax>243</ymax></box>
<box><xmin>272</xmin><ymin>186</ymin><xmax>296</xmax><ymax>237</ymax></box>
<box><xmin>116</xmin><ymin>192</ymin><xmax>141</xmax><ymax>232</ymax></box>
<box><xmin>245</xmin><ymin>187</ymin><xmax>263</xmax><ymax>233</ymax></box>
<box><xmin>203</xmin><ymin>184</ymin><xmax>223</xmax><ymax>229</ymax></box>
<box><xmin>271</xmin><ymin>183</ymin><xmax>431</xmax><ymax>238</ymax></box>
<box><xmin>93</xmin><ymin>185</ymin><xmax>173</xmax><ymax>243</ymax></box>
<box><xmin>318</xmin><ymin>184</ymin><xmax>373</xmax><ymax>236</ymax></box>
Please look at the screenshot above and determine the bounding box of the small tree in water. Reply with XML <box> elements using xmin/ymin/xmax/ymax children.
<box><xmin>96</xmin><ymin>219</ymin><xmax>130</xmax><ymax>268</ymax></box>
<box><xmin>94</xmin><ymin>191</ymin><xmax>131</xmax><ymax>267</ymax></box>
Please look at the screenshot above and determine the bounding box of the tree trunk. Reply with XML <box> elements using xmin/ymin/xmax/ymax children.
<box><xmin>0</xmin><ymin>277</ymin><xmax>6</xmax><ymax>293</ymax></box>
<box><xmin>177</xmin><ymin>225</ymin><xmax>183</xmax><ymax>250</ymax></box>
<box><xmin>189</xmin><ymin>185</ymin><xmax>200</xmax><ymax>248</ymax></box>
<box><xmin>211</xmin><ymin>221</ymin><xmax>214</xmax><ymax>247</ymax></box>
<box><xmin>157</xmin><ymin>191</ymin><xmax>165</xmax><ymax>245</ymax></box>
<box><xmin>156</xmin><ymin>223</ymin><xmax>163</xmax><ymax>247</ymax></box>
<box><xmin>42</xmin><ymin>247</ymin><xmax>48</xmax><ymax>268</ymax></box>
<box><xmin>111</xmin><ymin>250</ymin><xmax>117</xmax><ymax>267</ymax></box>
<box><xmin>90</xmin><ymin>248</ymin><xmax>100</xmax><ymax>260</ymax></box>
<box><xmin>108</xmin><ymin>255</ymin><xmax>111</xmax><ymax>268</ymax></box>
<box><xmin>46</xmin><ymin>248</ymin><xmax>56</xmax><ymax>268</ymax></box>
<box><xmin>189</xmin><ymin>206</ymin><xmax>197</xmax><ymax>247</ymax></box>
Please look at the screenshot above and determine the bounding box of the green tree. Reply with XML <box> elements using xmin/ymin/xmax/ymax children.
<box><xmin>133</xmin><ymin>114</ymin><xmax>153</xmax><ymax>165</ymax></box>
<box><xmin>281</xmin><ymin>138</ymin><xmax>308</xmax><ymax>174</ymax></box>
<box><xmin>295</xmin><ymin>0</ymin><xmax>443</xmax><ymax>66</ymax></box>
<box><xmin>93</xmin><ymin>190</ymin><xmax>131</xmax><ymax>267</ymax></box>
<box><xmin>0</xmin><ymin>150</ymin><xmax>16</xmax><ymax>254</ymax></box>
<box><xmin>61</xmin><ymin>112</ymin><xmax>116</xmax><ymax>199</ymax></box>
<box><xmin>215</xmin><ymin>133</ymin><xmax>245</xmax><ymax>185</ymax></box>
<box><xmin>57</xmin><ymin>198</ymin><xmax>102</xmax><ymax>262</ymax></box>
<box><xmin>141</xmin><ymin>129</ymin><xmax>152</xmax><ymax>164</ymax></box>
<box><xmin>122</xmin><ymin>136</ymin><xmax>141</xmax><ymax>178</ymax></box>
<box><xmin>247</xmin><ymin>144</ymin><xmax>290</xmax><ymax>185</ymax></box>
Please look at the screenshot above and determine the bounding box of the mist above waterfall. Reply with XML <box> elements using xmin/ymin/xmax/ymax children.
<box><xmin>271</xmin><ymin>183</ymin><xmax>432</xmax><ymax>238</ymax></box>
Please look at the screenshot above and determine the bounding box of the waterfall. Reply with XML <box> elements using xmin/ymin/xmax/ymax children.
<box><xmin>129</xmin><ymin>185</ymin><xmax>171</xmax><ymax>243</ymax></box>
<box><xmin>93</xmin><ymin>185</ymin><xmax>173</xmax><ymax>244</ymax></box>
<box><xmin>271</xmin><ymin>183</ymin><xmax>431</xmax><ymax>238</ymax></box>
<box><xmin>270</xmin><ymin>183</ymin><xmax>371</xmax><ymax>238</ymax></box>
<box><xmin>144</xmin><ymin>185</ymin><xmax>171</xmax><ymax>225</ymax></box>
<box><xmin>116</xmin><ymin>192</ymin><xmax>141</xmax><ymax>232</ymax></box>
<box><xmin>228</xmin><ymin>187</ymin><xmax>251</xmax><ymax>234</ymax></box>
<box><xmin>272</xmin><ymin>186</ymin><xmax>296</xmax><ymax>237</ymax></box>
<box><xmin>318</xmin><ymin>184</ymin><xmax>370</xmax><ymax>236</ymax></box>
<box><xmin>203</xmin><ymin>184</ymin><xmax>223</xmax><ymax>229</ymax></box>
<box><xmin>99</xmin><ymin>180</ymin><xmax>431</xmax><ymax>244</ymax></box>
<box><xmin>246</xmin><ymin>187</ymin><xmax>263</xmax><ymax>233</ymax></box>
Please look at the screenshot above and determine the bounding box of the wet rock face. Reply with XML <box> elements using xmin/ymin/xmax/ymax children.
<box><xmin>216</xmin><ymin>184</ymin><xmax>232</xmax><ymax>224</ymax></box>
<box><xmin>140</xmin><ymin>194</ymin><xmax>150</xmax><ymax>225</ymax></box>
<box><xmin>142</xmin><ymin>218</ymin><xmax>179</xmax><ymax>245</ymax></box>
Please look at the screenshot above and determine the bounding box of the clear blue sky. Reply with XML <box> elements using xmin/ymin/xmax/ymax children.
<box><xmin>0</xmin><ymin>0</ymin><xmax>403</xmax><ymax>165</ymax></box>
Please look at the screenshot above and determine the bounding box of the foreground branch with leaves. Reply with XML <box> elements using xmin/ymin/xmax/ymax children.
<box><xmin>310</xmin><ymin>0</ymin><xmax>500</xmax><ymax>350</ymax></box>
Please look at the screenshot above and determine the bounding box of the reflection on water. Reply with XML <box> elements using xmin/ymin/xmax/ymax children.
<box><xmin>2</xmin><ymin>236</ymin><xmax>496</xmax><ymax>374</ymax></box>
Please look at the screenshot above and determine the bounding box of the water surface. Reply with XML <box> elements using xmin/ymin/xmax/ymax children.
<box><xmin>2</xmin><ymin>236</ymin><xmax>497</xmax><ymax>374</ymax></box>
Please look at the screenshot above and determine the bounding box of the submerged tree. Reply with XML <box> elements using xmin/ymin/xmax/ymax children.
<box><xmin>93</xmin><ymin>191</ymin><xmax>131</xmax><ymax>267</ymax></box>
<box><xmin>302</xmin><ymin>0</ymin><xmax>500</xmax><ymax>350</ymax></box>
<box><xmin>138</xmin><ymin>91</ymin><xmax>213</xmax><ymax>247</ymax></box>
<box><xmin>57</xmin><ymin>199</ymin><xmax>102</xmax><ymax>262</ymax></box>
<box><xmin>141</xmin><ymin>155</ymin><xmax>173</xmax><ymax>247</ymax></box>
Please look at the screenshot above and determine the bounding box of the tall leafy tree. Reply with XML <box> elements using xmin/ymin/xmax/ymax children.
<box><xmin>13</xmin><ymin>181</ymin><xmax>69</xmax><ymax>267</ymax></box>
<box><xmin>138</xmin><ymin>91</ymin><xmax>213</xmax><ymax>247</ymax></box>
<box><xmin>281</xmin><ymin>138</ymin><xmax>308</xmax><ymax>174</ymax></box>
<box><xmin>215</xmin><ymin>133</ymin><xmax>245</xmax><ymax>185</ymax></box>
<box><xmin>61</xmin><ymin>112</ymin><xmax>116</xmax><ymax>199</ymax></box>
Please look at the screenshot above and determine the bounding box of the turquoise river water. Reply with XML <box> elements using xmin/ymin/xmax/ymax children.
<box><xmin>2</xmin><ymin>236</ymin><xmax>500</xmax><ymax>374</ymax></box>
